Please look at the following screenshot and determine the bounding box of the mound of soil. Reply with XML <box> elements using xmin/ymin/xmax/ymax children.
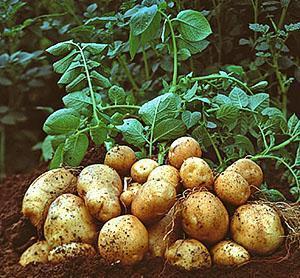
<box><xmin>0</xmin><ymin>145</ymin><xmax>299</xmax><ymax>277</ymax></box>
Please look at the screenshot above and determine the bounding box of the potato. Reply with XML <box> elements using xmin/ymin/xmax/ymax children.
<box><xmin>165</xmin><ymin>239</ymin><xmax>211</xmax><ymax>271</ymax></box>
<box><xmin>98</xmin><ymin>215</ymin><xmax>148</xmax><ymax>265</ymax></box>
<box><xmin>120</xmin><ymin>182</ymin><xmax>142</xmax><ymax>207</ymax></box>
<box><xmin>131</xmin><ymin>179</ymin><xmax>177</xmax><ymax>224</ymax></box>
<box><xmin>131</xmin><ymin>159</ymin><xmax>159</xmax><ymax>183</ymax></box>
<box><xmin>44</xmin><ymin>194</ymin><xmax>97</xmax><ymax>248</ymax></box>
<box><xmin>182</xmin><ymin>191</ymin><xmax>229</xmax><ymax>245</ymax></box>
<box><xmin>104</xmin><ymin>145</ymin><xmax>136</xmax><ymax>176</ymax></box>
<box><xmin>211</xmin><ymin>240</ymin><xmax>250</xmax><ymax>266</ymax></box>
<box><xmin>22</xmin><ymin>168</ymin><xmax>77</xmax><ymax>228</ymax></box>
<box><xmin>168</xmin><ymin>137</ymin><xmax>202</xmax><ymax>169</ymax></box>
<box><xmin>48</xmin><ymin>242</ymin><xmax>96</xmax><ymax>263</ymax></box>
<box><xmin>180</xmin><ymin>157</ymin><xmax>214</xmax><ymax>189</ymax></box>
<box><xmin>214</xmin><ymin>171</ymin><xmax>250</xmax><ymax>206</ymax></box>
<box><xmin>231</xmin><ymin>204</ymin><xmax>285</xmax><ymax>255</ymax></box>
<box><xmin>77</xmin><ymin>164</ymin><xmax>122</xmax><ymax>222</ymax></box>
<box><xmin>19</xmin><ymin>241</ymin><xmax>50</xmax><ymax>267</ymax></box>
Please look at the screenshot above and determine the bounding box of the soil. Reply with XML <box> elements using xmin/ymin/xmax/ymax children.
<box><xmin>1</xmin><ymin>145</ymin><xmax>300</xmax><ymax>278</ymax></box>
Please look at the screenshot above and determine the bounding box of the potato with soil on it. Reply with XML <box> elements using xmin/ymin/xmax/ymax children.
<box><xmin>98</xmin><ymin>215</ymin><xmax>148</xmax><ymax>266</ymax></box>
<box><xmin>131</xmin><ymin>159</ymin><xmax>159</xmax><ymax>184</ymax></box>
<box><xmin>120</xmin><ymin>182</ymin><xmax>142</xmax><ymax>207</ymax></box>
<box><xmin>44</xmin><ymin>194</ymin><xmax>97</xmax><ymax>248</ymax></box>
<box><xmin>231</xmin><ymin>203</ymin><xmax>285</xmax><ymax>255</ymax></box>
<box><xmin>104</xmin><ymin>145</ymin><xmax>136</xmax><ymax>176</ymax></box>
<box><xmin>180</xmin><ymin>157</ymin><xmax>214</xmax><ymax>189</ymax></box>
<box><xmin>214</xmin><ymin>170</ymin><xmax>251</xmax><ymax>206</ymax></box>
<box><xmin>165</xmin><ymin>239</ymin><xmax>211</xmax><ymax>271</ymax></box>
<box><xmin>22</xmin><ymin>168</ymin><xmax>77</xmax><ymax>228</ymax></box>
<box><xmin>19</xmin><ymin>241</ymin><xmax>50</xmax><ymax>267</ymax></box>
<box><xmin>168</xmin><ymin>137</ymin><xmax>202</xmax><ymax>169</ymax></box>
<box><xmin>182</xmin><ymin>191</ymin><xmax>229</xmax><ymax>245</ymax></box>
<box><xmin>211</xmin><ymin>240</ymin><xmax>250</xmax><ymax>267</ymax></box>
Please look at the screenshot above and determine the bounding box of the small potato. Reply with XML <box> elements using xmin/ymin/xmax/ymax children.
<box><xmin>48</xmin><ymin>242</ymin><xmax>96</xmax><ymax>263</ymax></box>
<box><xmin>168</xmin><ymin>137</ymin><xmax>202</xmax><ymax>169</ymax></box>
<box><xmin>165</xmin><ymin>239</ymin><xmax>211</xmax><ymax>271</ymax></box>
<box><xmin>131</xmin><ymin>159</ymin><xmax>159</xmax><ymax>183</ymax></box>
<box><xmin>131</xmin><ymin>180</ymin><xmax>177</xmax><ymax>224</ymax></box>
<box><xmin>211</xmin><ymin>240</ymin><xmax>250</xmax><ymax>267</ymax></box>
<box><xmin>44</xmin><ymin>194</ymin><xmax>97</xmax><ymax>248</ymax></box>
<box><xmin>19</xmin><ymin>241</ymin><xmax>50</xmax><ymax>267</ymax></box>
<box><xmin>98</xmin><ymin>215</ymin><xmax>148</xmax><ymax>265</ymax></box>
<box><xmin>182</xmin><ymin>191</ymin><xmax>229</xmax><ymax>245</ymax></box>
<box><xmin>104</xmin><ymin>145</ymin><xmax>136</xmax><ymax>176</ymax></box>
<box><xmin>180</xmin><ymin>157</ymin><xmax>214</xmax><ymax>189</ymax></box>
<box><xmin>231</xmin><ymin>204</ymin><xmax>285</xmax><ymax>255</ymax></box>
<box><xmin>120</xmin><ymin>183</ymin><xmax>142</xmax><ymax>207</ymax></box>
<box><xmin>214</xmin><ymin>171</ymin><xmax>250</xmax><ymax>206</ymax></box>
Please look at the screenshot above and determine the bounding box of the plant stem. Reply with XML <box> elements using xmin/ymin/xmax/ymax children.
<box><xmin>100</xmin><ymin>104</ymin><xmax>141</xmax><ymax>111</ymax></box>
<box><xmin>205</xmin><ymin>129</ymin><xmax>223</xmax><ymax>166</ymax></box>
<box><xmin>250</xmin><ymin>0</ymin><xmax>259</xmax><ymax>41</ymax></box>
<box><xmin>0</xmin><ymin>127</ymin><xmax>5</xmax><ymax>181</ymax></box>
<box><xmin>142</xmin><ymin>47</ymin><xmax>150</xmax><ymax>80</ymax></box>
<box><xmin>267</xmin><ymin>133</ymin><xmax>300</xmax><ymax>153</ymax></box>
<box><xmin>278</xmin><ymin>1</ymin><xmax>289</xmax><ymax>29</ymax></box>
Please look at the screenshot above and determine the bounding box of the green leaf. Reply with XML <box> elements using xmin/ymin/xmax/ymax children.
<box><xmin>46</xmin><ymin>40</ymin><xmax>74</xmax><ymax>56</ymax></box>
<box><xmin>90</xmin><ymin>124</ymin><xmax>107</xmax><ymax>145</ymax></box>
<box><xmin>58</xmin><ymin>67</ymin><xmax>81</xmax><ymax>85</ymax></box>
<box><xmin>63</xmin><ymin>91</ymin><xmax>101</xmax><ymax>110</ymax></box>
<box><xmin>129</xmin><ymin>30</ymin><xmax>141</xmax><ymax>59</ymax></box>
<box><xmin>153</xmin><ymin>119</ymin><xmax>186</xmax><ymax>141</ymax></box>
<box><xmin>234</xmin><ymin>135</ymin><xmax>255</xmax><ymax>154</ymax></box>
<box><xmin>65</xmin><ymin>73</ymin><xmax>86</xmax><ymax>92</ymax></box>
<box><xmin>41</xmin><ymin>135</ymin><xmax>54</xmax><ymax>161</ymax></box>
<box><xmin>295</xmin><ymin>143</ymin><xmax>300</xmax><ymax>167</ymax></box>
<box><xmin>177</xmin><ymin>38</ymin><xmax>209</xmax><ymax>54</ymax></box>
<box><xmin>141</xmin><ymin>13</ymin><xmax>161</xmax><ymax>45</ymax></box>
<box><xmin>182</xmin><ymin>111</ymin><xmax>201</xmax><ymax>129</ymax></box>
<box><xmin>213</xmin><ymin>94</ymin><xmax>231</xmax><ymax>105</ymax></box>
<box><xmin>249</xmin><ymin>23</ymin><xmax>270</xmax><ymax>33</ymax></box>
<box><xmin>288</xmin><ymin>114</ymin><xmax>300</xmax><ymax>135</ymax></box>
<box><xmin>64</xmin><ymin>133</ymin><xmax>89</xmax><ymax>166</ymax></box>
<box><xmin>183</xmin><ymin>81</ymin><xmax>198</xmax><ymax>101</ymax></box>
<box><xmin>177</xmin><ymin>48</ymin><xmax>191</xmax><ymax>61</ymax></box>
<box><xmin>108</xmin><ymin>85</ymin><xmax>126</xmax><ymax>104</ymax></box>
<box><xmin>261</xmin><ymin>188</ymin><xmax>286</xmax><ymax>202</ymax></box>
<box><xmin>249</xmin><ymin>93</ymin><xmax>269</xmax><ymax>111</ymax></box>
<box><xmin>49</xmin><ymin>143</ymin><xmax>64</xmax><ymax>169</ymax></box>
<box><xmin>53</xmin><ymin>50</ymin><xmax>78</xmax><ymax>74</ymax></box>
<box><xmin>229</xmin><ymin>87</ymin><xmax>249</xmax><ymax>108</ymax></box>
<box><xmin>216</xmin><ymin>104</ymin><xmax>239</xmax><ymax>123</ymax></box>
<box><xmin>250</xmin><ymin>80</ymin><xmax>268</xmax><ymax>91</ymax></box>
<box><xmin>225</xmin><ymin>65</ymin><xmax>244</xmax><ymax>76</ymax></box>
<box><xmin>81</xmin><ymin>43</ymin><xmax>107</xmax><ymax>55</ymax></box>
<box><xmin>90</xmin><ymin>70</ymin><xmax>111</xmax><ymax>88</ymax></box>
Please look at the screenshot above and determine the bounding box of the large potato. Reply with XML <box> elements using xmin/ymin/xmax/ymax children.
<box><xmin>231</xmin><ymin>204</ymin><xmax>285</xmax><ymax>255</ymax></box>
<box><xmin>120</xmin><ymin>182</ymin><xmax>142</xmax><ymax>207</ymax></box>
<box><xmin>44</xmin><ymin>194</ymin><xmax>97</xmax><ymax>248</ymax></box>
<box><xmin>22</xmin><ymin>168</ymin><xmax>77</xmax><ymax>228</ymax></box>
<box><xmin>182</xmin><ymin>191</ymin><xmax>229</xmax><ymax>245</ymax></box>
<box><xmin>168</xmin><ymin>137</ymin><xmax>202</xmax><ymax>169</ymax></box>
<box><xmin>131</xmin><ymin>159</ymin><xmax>159</xmax><ymax>183</ymax></box>
<box><xmin>19</xmin><ymin>241</ymin><xmax>50</xmax><ymax>267</ymax></box>
<box><xmin>98</xmin><ymin>215</ymin><xmax>148</xmax><ymax>265</ymax></box>
<box><xmin>165</xmin><ymin>239</ymin><xmax>211</xmax><ymax>271</ymax></box>
<box><xmin>180</xmin><ymin>157</ymin><xmax>214</xmax><ymax>189</ymax></box>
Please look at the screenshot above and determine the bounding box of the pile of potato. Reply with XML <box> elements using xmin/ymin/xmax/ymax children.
<box><xmin>20</xmin><ymin>137</ymin><xmax>285</xmax><ymax>271</ymax></box>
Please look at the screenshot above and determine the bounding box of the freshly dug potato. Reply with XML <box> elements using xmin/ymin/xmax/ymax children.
<box><xmin>48</xmin><ymin>242</ymin><xmax>96</xmax><ymax>263</ymax></box>
<box><xmin>214</xmin><ymin>171</ymin><xmax>250</xmax><ymax>206</ymax></box>
<box><xmin>168</xmin><ymin>137</ymin><xmax>202</xmax><ymax>169</ymax></box>
<box><xmin>131</xmin><ymin>180</ymin><xmax>177</xmax><ymax>224</ymax></box>
<box><xmin>120</xmin><ymin>182</ymin><xmax>142</xmax><ymax>207</ymax></box>
<box><xmin>180</xmin><ymin>157</ymin><xmax>214</xmax><ymax>189</ymax></box>
<box><xmin>211</xmin><ymin>240</ymin><xmax>250</xmax><ymax>267</ymax></box>
<box><xmin>231</xmin><ymin>204</ymin><xmax>285</xmax><ymax>255</ymax></box>
<box><xmin>165</xmin><ymin>239</ymin><xmax>211</xmax><ymax>271</ymax></box>
<box><xmin>182</xmin><ymin>191</ymin><xmax>229</xmax><ymax>245</ymax></box>
<box><xmin>104</xmin><ymin>145</ymin><xmax>136</xmax><ymax>176</ymax></box>
<box><xmin>77</xmin><ymin>164</ymin><xmax>122</xmax><ymax>222</ymax></box>
<box><xmin>44</xmin><ymin>194</ymin><xmax>97</xmax><ymax>248</ymax></box>
<box><xmin>131</xmin><ymin>159</ymin><xmax>159</xmax><ymax>183</ymax></box>
<box><xmin>19</xmin><ymin>241</ymin><xmax>50</xmax><ymax>267</ymax></box>
<box><xmin>98</xmin><ymin>215</ymin><xmax>148</xmax><ymax>265</ymax></box>
<box><xmin>22</xmin><ymin>168</ymin><xmax>77</xmax><ymax>228</ymax></box>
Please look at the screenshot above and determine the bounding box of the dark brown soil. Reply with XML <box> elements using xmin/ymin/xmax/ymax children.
<box><xmin>1</xmin><ymin>145</ymin><xmax>300</xmax><ymax>278</ymax></box>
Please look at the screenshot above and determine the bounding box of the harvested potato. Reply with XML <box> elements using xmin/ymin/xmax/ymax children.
<box><xmin>211</xmin><ymin>240</ymin><xmax>250</xmax><ymax>266</ymax></box>
<box><xmin>231</xmin><ymin>204</ymin><xmax>285</xmax><ymax>255</ymax></box>
<box><xmin>120</xmin><ymin>182</ymin><xmax>142</xmax><ymax>207</ymax></box>
<box><xmin>131</xmin><ymin>179</ymin><xmax>177</xmax><ymax>224</ymax></box>
<box><xmin>104</xmin><ymin>145</ymin><xmax>136</xmax><ymax>176</ymax></box>
<box><xmin>48</xmin><ymin>242</ymin><xmax>96</xmax><ymax>263</ymax></box>
<box><xmin>131</xmin><ymin>159</ymin><xmax>159</xmax><ymax>183</ymax></box>
<box><xmin>182</xmin><ymin>191</ymin><xmax>229</xmax><ymax>245</ymax></box>
<box><xmin>165</xmin><ymin>239</ymin><xmax>211</xmax><ymax>271</ymax></box>
<box><xmin>19</xmin><ymin>241</ymin><xmax>50</xmax><ymax>267</ymax></box>
<box><xmin>214</xmin><ymin>170</ymin><xmax>250</xmax><ymax>206</ymax></box>
<box><xmin>44</xmin><ymin>194</ymin><xmax>97</xmax><ymax>248</ymax></box>
<box><xmin>98</xmin><ymin>215</ymin><xmax>148</xmax><ymax>265</ymax></box>
<box><xmin>168</xmin><ymin>137</ymin><xmax>202</xmax><ymax>169</ymax></box>
<box><xmin>77</xmin><ymin>164</ymin><xmax>122</xmax><ymax>222</ymax></box>
<box><xmin>180</xmin><ymin>157</ymin><xmax>214</xmax><ymax>189</ymax></box>
<box><xmin>22</xmin><ymin>168</ymin><xmax>77</xmax><ymax>228</ymax></box>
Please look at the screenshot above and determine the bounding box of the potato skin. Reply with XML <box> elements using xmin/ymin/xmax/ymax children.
<box><xmin>180</xmin><ymin>157</ymin><xmax>214</xmax><ymax>189</ymax></box>
<box><xmin>120</xmin><ymin>183</ymin><xmax>142</xmax><ymax>207</ymax></box>
<box><xmin>44</xmin><ymin>194</ymin><xmax>97</xmax><ymax>248</ymax></box>
<box><xmin>231</xmin><ymin>204</ymin><xmax>284</xmax><ymax>255</ymax></box>
<box><xmin>211</xmin><ymin>240</ymin><xmax>250</xmax><ymax>266</ymax></box>
<box><xmin>214</xmin><ymin>171</ymin><xmax>250</xmax><ymax>206</ymax></box>
<box><xmin>104</xmin><ymin>145</ymin><xmax>136</xmax><ymax>176</ymax></box>
<box><xmin>182</xmin><ymin>191</ymin><xmax>229</xmax><ymax>245</ymax></box>
<box><xmin>131</xmin><ymin>159</ymin><xmax>159</xmax><ymax>184</ymax></box>
<box><xmin>22</xmin><ymin>168</ymin><xmax>77</xmax><ymax>228</ymax></box>
<box><xmin>98</xmin><ymin>215</ymin><xmax>148</xmax><ymax>265</ymax></box>
<box><xmin>165</xmin><ymin>239</ymin><xmax>211</xmax><ymax>271</ymax></box>
<box><xmin>19</xmin><ymin>241</ymin><xmax>50</xmax><ymax>267</ymax></box>
<box><xmin>131</xmin><ymin>180</ymin><xmax>177</xmax><ymax>224</ymax></box>
<box><xmin>168</xmin><ymin>137</ymin><xmax>202</xmax><ymax>169</ymax></box>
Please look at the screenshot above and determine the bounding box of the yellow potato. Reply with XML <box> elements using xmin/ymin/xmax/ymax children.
<box><xmin>131</xmin><ymin>159</ymin><xmax>159</xmax><ymax>183</ymax></box>
<box><xmin>120</xmin><ymin>182</ymin><xmax>142</xmax><ymax>207</ymax></box>
<box><xmin>19</xmin><ymin>241</ymin><xmax>50</xmax><ymax>267</ymax></box>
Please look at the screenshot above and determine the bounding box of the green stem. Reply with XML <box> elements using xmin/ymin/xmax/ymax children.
<box><xmin>99</xmin><ymin>104</ymin><xmax>141</xmax><ymax>111</ymax></box>
<box><xmin>0</xmin><ymin>126</ymin><xmax>5</xmax><ymax>181</ymax></box>
<box><xmin>278</xmin><ymin>2</ymin><xmax>289</xmax><ymax>29</ymax></box>
<box><xmin>206</xmin><ymin>129</ymin><xmax>223</xmax><ymax>166</ymax></box>
<box><xmin>268</xmin><ymin>133</ymin><xmax>300</xmax><ymax>153</ymax></box>
<box><xmin>142</xmin><ymin>47</ymin><xmax>150</xmax><ymax>80</ymax></box>
<box><xmin>250</xmin><ymin>0</ymin><xmax>259</xmax><ymax>41</ymax></box>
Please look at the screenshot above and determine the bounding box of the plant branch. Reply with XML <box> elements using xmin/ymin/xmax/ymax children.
<box><xmin>99</xmin><ymin>104</ymin><xmax>141</xmax><ymax>111</ymax></box>
<box><xmin>142</xmin><ymin>47</ymin><xmax>150</xmax><ymax>80</ymax></box>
